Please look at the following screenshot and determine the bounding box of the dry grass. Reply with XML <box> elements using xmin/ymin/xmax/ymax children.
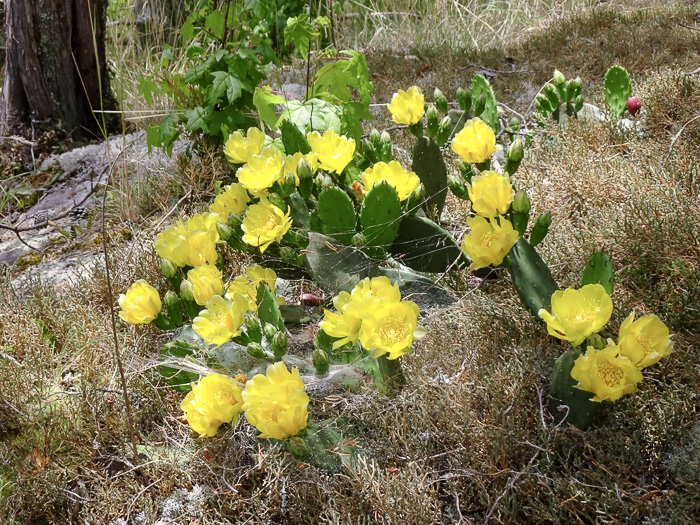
<box><xmin>1</xmin><ymin>0</ymin><xmax>699</xmax><ymax>523</ymax></box>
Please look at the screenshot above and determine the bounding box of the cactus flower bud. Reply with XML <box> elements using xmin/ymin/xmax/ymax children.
<box><xmin>458</xmin><ymin>161</ymin><xmax>476</xmax><ymax>184</ymax></box>
<box><xmin>426</xmin><ymin>104</ymin><xmax>440</xmax><ymax>138</ymax></box>
<box><xmin>380</xmin><ymin>131</ymin><xmax>392</xmax><ymax>144</ymax></box>
<box><xmin>180</xmin><ymin>279</ymin><xmax>195</xmax><ymax>303</ymax></box>
<box><xmin>436</xmin><ymin>116</ymin><xmax>452</xmax><ymax>146</ymax></box>
<box><xmin>315</xmin><ymin>173</ymin><xmax>333</xmax><ymax>190</ymax></box>
<box><xmin>246</xmin><ymin>342</ymin><xmax>266</xmax><ymax>359</ymax></box>
<box><xmin>282</xmin><ymin>172</ymin><xmax>296</xmax><ymax>195</ymax></box>
<box><xmin>507</xmin><ymin>138</ymin><xmax>524</xmax><ymax>163</ymax></box>
<box><xmin>228</xmin><ymin>213</ymin><xmax>243</xmax><ymax>228</ymax></box>
<box><xmin>434</xmin><ymin>88</ymin><xmax>448</xmax><ymax>114</ymax></box>
<box><xmin>161</xmin><ymin>258</ymin><xmax>179</xmax><ymax>279</ymax></box>
<box><xmin>216</xmin><ymin>221</ymin><xmax>234</xmax><ymax>242</ymax></box>
<box><xmin>263</xmin><ymin>322</ymin><xmax>278</xmax><ymax>341</ymax></box>
<box><xmin>272</xmin><ymin>331</ymin><xmax>288</xmax><ymax>350</ymax></box>
<box><xmin>244</xmin><ymin>310</ymin><xmax>259</xmax><ymax>332</ymax></box>
<box><xmin>553</xmin><ymin>69</ymin><xmax>566</xmax><ymax>86</ymax></box>
<box><xmin>296</xmin><ymin>158</ymin><xmax>314</xmax><ymax>180</ymax></box>
<box><xmin>509</xmin><ymin>117</ymin><xmax>521</xmax><ymax>132</ymax></box>
<box><xmin>280</xmin><ymin>246</ymin><xmax>304</xmax><ymax>266</ymax></box>
<box><xmin>447</xmin><ymin>175</ymin><xmax>469</xmax><ymax>200</ymax></box>
<box><xmin>512</xmin><ymin>189</ymin><xmax>531</xmax><ymax>214</ymax></box>
<box><xmin>574</xmin><ymin>95</ymin><xmax>584</xmax><ymax>113</ymax></box>
<box><xmin>529</xmin><ymin>212</ymin><xmax>552</xmax><ymax>246</ymax></box>
<box><xmin>370</xmin><ymin>128</ymin><xmax>381</xmax><ymax>144</ymax></box>
<box><xmin>456</xmin><ymin>87</ymin><xmax>471</xmax><ymax>112</ymax></box>
<box><xmin>570</xmin><ymin>77</ymin><xmax>582</xmax><ymax>99</ymax></box>
<box><xmin>163</xmin><ymin>290</ymin><xmax>184</xmax><ymax>327</ymax></box>
<box><xmin>352</xmin><ymin>232</ymin><xmax>367</xmax><ymax>247</ymax></box>
<box><xmin>288</xmin><ymin>436</ymin><xmax>311</xmax><ymax>460</ymax></box>
<box><xmin>312</xmin><ymin>348</ymin><xmax>330</xmax><ymax>375</ymax></box>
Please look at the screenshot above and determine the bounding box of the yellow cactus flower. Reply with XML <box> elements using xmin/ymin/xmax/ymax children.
<box><xmin>118</xmin><ymin>280</ymin><xmax>162</xmax><ymax>324</ymax></box>
<box><xmin>617</xmin><ymin>312</ymin><xmax>673</xmax><ymax>369</ymax></box>
<box><xmin>571</xmin><ymin>345</ymin><xmax>643</xmax><ymax>402</ymax></box>
<box><xmin>387</xmin><ymin>86</ymin><xmax>425</xmax><ymax>125</ymax></box>
<box><xmin>320</xmin><ymin>276</ymin><xmax>402</xmax><ymax>349</ymax></box>
<box><xmin>236</xmin><ymin>147</ymin><xmax>285</xmax><ymax>195</ymax></box>
<box><xmin>180</xmin><ymin>373</ymin><xmax>244</xmax><ymax>436</ymax></box>
<box><xmin>241</xmin><ymin>198</ymin><xmax>292</xmax><ymax>254</ymax></box>
<box><xmin>358</xmin><ymin>300</ymin><xmax>426</xmax><ymax>359</ymax></box>
<box><xmin>242</xmin><ymin>361</ymin><xmax>309</xmax><ymax>440</ymax></box>
<box><xmin>283</xmin><ymin>151</ymin><xmax>319</xmax><ymax>184</ymax></box>
<box><xmin>156</xmin><ymin>212</ymin><xmax>221</xmax><ymax>268</ymax></box>
<box><xmin>186</xmin><ymin>263</ymin><xmax>225</xmax><ymax>306</ymax></box>
<box><xmin>538</xmin><ymin>284</ymin><xmax>613</xmax><ymax>347</ymax></box>
<box><xmin>468</xmin><ymin>171</ymin><xmax>514</xmax><ymax>217</ymax></box>
<box><xmin>193</xmin><ymin>294</ymin><xmax>248</xmax><ymax>347</ymax></box>
<box><xmin>361</xmin><ymin>161</ymin><xmax>421</xmax><ymax>201</ymax></box>
<box><xmin>209</xmin><ymin>183</ymin><xmax>249</xmax><ymax>218</ymax></box>
<box><xmin>224</xmin><ymin>127</ymin><xmax>265</xmax><ymax>164</ymax></box>
<box><xmin>451</xmin><ymin>117</ymin><xmax>498</xmax><ymax>164</ymax></box>
<box><xmin>461</xmin><ymin>216</ymin><xmax>519</xmax><ymax>270</ymax></box>
<box><xmin>226</xmin><ymin>265</ymin><xmax>280</xmax><ymax>311</ymax></box>
<box><xmin>307</xmin><ymin>129</ymin><xmax>356</xmax><ymax>174</ymax></box>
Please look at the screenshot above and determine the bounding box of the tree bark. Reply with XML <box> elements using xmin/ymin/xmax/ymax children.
<box><xmin>0</xmin><ymin>0</ymin><xmax>117</xmax><ymax>137</ymax></box>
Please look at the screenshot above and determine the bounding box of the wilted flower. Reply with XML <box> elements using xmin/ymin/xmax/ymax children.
<box><xmin>193</xmin><ymin>294</ymin><xmax>248</xmax><ymax>347</ymax></box>
<box><xmin>226</xmin><ymin>265</ymin><xmax>281</xmax><ymax>311</ymax></box>
<box><xmin>209</xmin><ymin>183</ymin><xmax>249</xmax><ymax>218</ymax></box>
<box><xmin>361</xmin><ymin>161</ymin><xmax>421</xmax><ymax>201</ymax></box>
<box><xmin>461</xmin><ymin>216</ymin><xmax>519</xmax><ymax>270</ymax></box>
<box><xmin>387</xmin><ymin>86</ymin><xmax>425</xmax><ymax>125</ymax></box>
<box><xmin>320</xmin><ymin>276</ymin><xmax>403</xmax><ymax>349</ymax></box>
<box><xmin>242</xmin><ymin>361</ymin><xmax>309</xmax><ymax>440</ymax></box>
<box><xmin>359</xmin><ymin>301</ymin><xmax>426</xmax><ymax>360</ymax></box>
<box><xmin>186</xmin><ymin>263</ymin><xmax>224</xmax><ymax>306</ymax></box>
<box><xmin>241</xmin><ymin>198</ymin><xmax>292</xmax><ymax>253</ymax></box>
<box><xmin>571</xmin><ymin>344</ymin><xmax>643</xmax><ymax>402</ymax></box>
<box><xmin>617</xmin><ymin>312</ymin><xmax>673</xmax><ymax>369</ymax></box>
<box><xmin>180</xmin><ymin>374</ymin><xmax>244</xmax><ymax>436</ymax></box>
<box><xmin>156</xmin><ymin>212</ymin><xmax>221</xmax><ymax>268</ymax></box>
<box><xmin>224</xmin><ymin>127</ymin><xmax>265</xmax><ymax>164</ymax></box>
<box><xmin>237</xmin><ymin>147</ymin><xmax>285</xmax><ymax>195</ymax></box>
<box><xmin>538</xmin><ymin>284</ymin><xmax>613</xmax><ymax>347</ymax></box>
<box><xmin>468</xmin><ymin>171</ymin><xmax>514</xmax><ymax>217</ymax></box>
<box><xmin>118</xmin><ymin>280</ymin><xmax>162</xmax><ymax>324</ymax></box>
<box><xmin>307</xmin><ymin>129</ymin><xmax>355</xmax><ymax>174</ymax></box>
<box><xmin>451</xmin><ymin>117</ymin><xmax>498</xmax><ymax>164</ymax></box>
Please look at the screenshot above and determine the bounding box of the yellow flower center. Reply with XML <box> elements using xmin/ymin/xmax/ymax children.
<box><xmin>264</xmin><ymin>404</ymin><xmax>283</xmax><ymax>423</ymax></box>
<box><xmin>253</xmin><ymin>212</ymin><xmax>279</xmax><ymax>235</ymax></box>
<box><xmin>637</xmin><ymin>333</ymin><xmax>654</xmax><ymax>359</ymax></box>
<box><xmin>213</xmin><ymin>309</ymin><xmax>234</xmax><ymax>332</ymax></box>
<box><xmin>380</xmin><ymin>317</ymin><xmax>407</xmax><ymax>344</ymax></box>
<box><xmin>482</xmin><ymin>231</ymin><xmax>496</xmax><ymax>248</ymax></box>
<box><xmin>214</xmin><ymin>390</ymin><xmax>236</xmax><ymax>405</ymax></box>
<box><xmin>571</xmin><ymin>304</ymin><xmax>597</xmax><ymax>325</ymax></box>
<box><xmin>598</xmin><ymin>362</ymin><xmax>623</xmax><ymax>387</ymax></box>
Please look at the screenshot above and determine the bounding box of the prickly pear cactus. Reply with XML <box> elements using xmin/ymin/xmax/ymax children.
<box><xmin>360</xmin><ymin>183</ymin><xmax>402</xmax><ymax>248</ymax></box>
<box><xmin>280</xmin><ymin>120</ymin><xmax>311</xmax><ymax>154</ymax></box>
<box><xmin>257</xmin><ymin>283</ymin><xmax>285</xmax><ymax>332</ymax></box>
<box><xmin>471</xmin><ymin>74</ymin><xmax>500</xmax><ymax>133</ymax></box>
<box><xmin>390</xmin><ymin>215</ymin><xmax>462</xmax><ymax>273</ymax></box>
<box><xmin>316</xmin><ymin>186</ymin><xmax>356</xmax><ymax>245</ymax></box>
<box><xmin>604</xmin><ymin>66</ymin><xmax>632</xmax><ymax>118</ymax></box>
<box><xmin>508</xmin><ymin>238</ymin><xmax>559</xmax><ymax>316</ymax></box>
<box><xmin>412</xmin><ymin>137</ymin><xmax>447</xmax><ymax>217</ymax></box>
<box><xmin>549</xmin><ymin>350</ymin><xmax>602</xmax><ymax>430</ymax></box>
<box><xmin>581</xmin><ymin>252</ymin><xmax>614</xmax><ymax>294</ymax></box>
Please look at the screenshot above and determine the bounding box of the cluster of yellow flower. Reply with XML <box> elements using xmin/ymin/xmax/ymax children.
<box><xmin>180</xmin><ymin>361</ymin><xmax>309</xmax><ymax>440</ymax></box>
<box><xmin>539</xmin><ymin>284</ymin><xmax>673</xmax><ymax>402</ymax></box>
<box><xmin>118</xmin><ymin>280</ymin><xmax>163</xmax><ymax>324</ymax></box>
<box><xmin>319</xmin><ymin>276</ymin><xmax>426</xmax><ymax>360</ymax></box>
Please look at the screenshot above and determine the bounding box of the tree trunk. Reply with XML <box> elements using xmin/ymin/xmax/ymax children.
<box><xmin>0</xmin><ymin>0</ymin><xmax>117</xmax><ymax>137</ymax></box>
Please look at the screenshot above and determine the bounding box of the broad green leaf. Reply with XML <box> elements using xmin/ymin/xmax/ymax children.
<box><xmin>205</xmin><ymin>9</ymin><xmax>225</xmax><ymax>40</ymax></box>
<box><xmin>284</xmin><ymin>14</ymin><xmax>319</xmax><ymax>60</ymax></box>
<box><xmin>138</xmin><ymin>76</ymin><xmax>158</xmax><ymax>105</ymax></box>
<box><xmin>309</xmin><ymin>50</ymin><xmax>374</xmax><ymax>107</ymax></box>
<box><xmin>254</xmin><ymin>86</ymin><xmax>286</xmax><ymax>130</ymax></box>
<box><xmin>277</xmin><ymin>98</ymin><xmax>342</xmax><ymax>134</ymax></box>
<box><xmin>181</xmin><ymin>17</ymin><xmax>195</xmax><ymax>42</ymax></box>
<box><xmin>158</xmin><ymin>113</ymin><xmax>180</xmax><ymax>156</ymax></box>
<box><xmin>209</xmin><ymin>72</ymin><xmax>247</xmax><ymax>105</ymax></box>
<box><xmin>184</xmin><ymin>107</ymin><xmax>208</xmax><ymax>134</ymax></box>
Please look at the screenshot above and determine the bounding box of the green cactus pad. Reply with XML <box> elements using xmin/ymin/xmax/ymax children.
<box><xmin>257</xmin><ymin>283</ymin><xmax>285</xmax><ymax>332</ymax></box>
<box><xmin>390</xmin><ymin>215</ymin><xmax>462</xmax><ymax>273</ymax></box>
<box><xmin>549</xmin><ymin>350</ymin><xmax>602</xmax><ymax>430</ymax></box>
<box><xmin>158</xmin><ymin>341</ymin><xmax>200</xmax><ymax>392</ymax></box>
<box><xmin>412</xmin><ymin>137</ymin><xmax>447</xmax><ymax>217</ymax></box>
<box><xmin>360</xmin><ymin>183</ymin><xmax>403</xmax><ymax>248</ymax></box>
<box><xmin>317</xmin><ymin>186</ymin><xmax>357</xmax><ymax>245</ymax></box>
<box><xmin>470</xmin><ymin>74</ymin><xmax>500</xmax><ymax>133</ymax></box>
<box><xmin>280</xmin><ymin>120</ymin><xmax>311</xmax><ymax>154</ymax></box>
<box><xmin>604</xmin><ymin>65</ymin><xmax>632</xmax><ymax>119</ymax></box>
<box><xmin>581</xmin><ymin>251</ymin><xmax>614</xmax><ymax>295</ymax></box>
<box><xmin>508</xmin><ymin>238</ymin><xmax>559</xmax><ymax>316</ymax></box>
<box><xmin>286</xmin><ymin>193</ymin><xmax>310</xmax><ymax>230</ymax></box>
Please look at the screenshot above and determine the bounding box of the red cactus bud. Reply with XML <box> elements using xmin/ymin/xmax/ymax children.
<box><xmin>627</xmin><ymin>97</ymin><xmax>641</xmax><ymax>117</ymax></box>
<box><xmin>301</xmin><ymin>293</ymin><xmax>322</xmax><ymax>306</ymax></box>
